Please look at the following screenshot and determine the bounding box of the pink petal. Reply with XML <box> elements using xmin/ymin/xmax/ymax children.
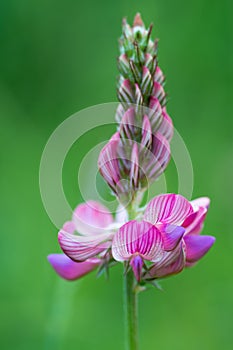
<box><xmin>116</xmin><ymin>103</ymin><xmax>125</xmax><ymax>123</ymax></box>
<box><xmin>158</xmin><ymin>224</ymin><xmax>185</xmax><ymax>251</ymax></box>
<box><xmin>118</xmin><ymin>79</ymin><xmax>134</xmax><ymax>104</ymax></box>
<box><xmin>153</xmin><ymin>82</ymin><xmax>166</xmax><ymax>103</ymax></box>
<box><xmin>141</xmin><ymin>115</ymin><xmax>152</xmax><ymax>148</ymax></box>
<box><xmin>144</xmin><ymin>194</ymin><xmax>193</xmax><ymax>226</ymax></box>
<box><xmin>184</xmin><ymin>234</ymin><xmax>215</xmax><ymax>263</ymax></box>
<box><xmin>112</xmin><ymin>220</ymin><xmax>164</xmax><ymax>262</ymax></box>
<box><xmin>148</xmin><ymin>96</ymin><xmax>163</xmax><ymax>131</ymax></box>
<box><xmin>98</xmin><ymin>134</ymin><xmax>122</xmax><ymax>192</ymax></box>
<box><xmin>72</xmin><ymin>201</ymin><xmax>113</xmax><ymax>236</ymax></box>
<box><xmin>130</xmin><ymin>143</ymin><xmax>139</xmax><ymax>188</ymax></box>
<box><xmin>146</xmin><ymin>246</ymin><xmax>185</xmax><ymax>279</ymax></box>
<box><xmin>135</xmin><ymin>83</ymin><xmax>143</xmax><ymax>106</ymax></box>
<box><xmin>58</xmin><ymin>230</ymin><xmax>112</xmax><ymax>262</ymax></box>
<box><xmin>190</xmin><ymin>197</ymin><xmax>210</xmax><ymax>210</ymax></box>
<box><xmin>48</xmin><ymin>254</ymin><xmax>100</xmax><ymax>280</ymax></box>
<box><xmin>158</xmin><ymin>108</ymin><xmax>173</xmax><ymax>142</ymax></box>
<box><xmin>140</xmin><ymin>132</ymin><xmax>170</xmax><ymax>182</ymax></box>
<box><xmin>147</xmin><ymin>99</ymin><xmax>173</xmax><ymax>142</ymax></box>
<box><xmin>148</xmin><ymin>242</ymin><xmax>183</xmax><ymax>271</ymax></box>
<box><xmin>145</xmin><ymin>53</ymin><xmax>156</xmax><ymax>73</ymax></box>
<box><xmin>63</xmin><ymin>221</ymin><xmax>76</xmax><ymax>234</ymax></box>
<box><xmin>120</xmin><ymin>107</ymin><xmax>136</xmax><ymax>141</ymax></box>
<box><xmin>182</xmin><ymin>207</ymin><xmax>207</xmax><ymax>235</ymax></box>
<box><xmin>118</xmin><ymin>53</ymin><xmax>130</xmax><ymax>74</ymax></box>
<box><xmin>141</xmin><ymin>67</ymin><xmax>153</xmax><ymax>95</ymax></box>
<box><xmin>154</xmin><ymin>66</ymin><xmax>165</xmax><ymax>85</ymax></box>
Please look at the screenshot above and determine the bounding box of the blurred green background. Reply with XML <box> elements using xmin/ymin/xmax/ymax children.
<box><xmin>1</xmin><ymin>0</ymin><xmax>233</xmax><ymax>349</ymax></box>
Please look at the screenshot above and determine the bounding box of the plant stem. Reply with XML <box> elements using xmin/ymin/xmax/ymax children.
<box><xmin>124</xmin><ymin>269</ymin><xmax>139</xmax><ymax>350</ymax></box>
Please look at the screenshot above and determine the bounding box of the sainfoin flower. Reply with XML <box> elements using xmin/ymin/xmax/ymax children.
<box><xmin>49</xmin><ymin>194</ymin><xmax>215</xmax><ymax>282</ymax></box>
<box><xmin>47</xmin><ymin>13</ymin><xmax>215</xmax><ymax>349</ymax></box>
<box><xmin>113</xmin><ymin>194</ymin><xmax>215</xmax><ymax>281</ymax></box>
<box><xmin>47</xmin><ymin>14</ymin><xmax>215</xmax><ymax>287</ymax></box>
<box><xmin>48</xmin><ymin>200</ymin><xmax>127</xmax><ymax>280</ymax></box>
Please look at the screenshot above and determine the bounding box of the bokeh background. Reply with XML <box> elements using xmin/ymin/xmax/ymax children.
<box><xmin>1</xmin><ymin>0</ymin><xmax>233</xmax><ymax>349</ymax></box>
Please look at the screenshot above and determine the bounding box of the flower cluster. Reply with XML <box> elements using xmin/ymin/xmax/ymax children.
<box><xmin>49</xmin><ymin>195</ymin><xmax>214</xmax><ymax>282</ymax></box>
<box><xmin>48</xmin><ymin>14</ymin><xmax>215</xmax><ymax>285</ymax></box>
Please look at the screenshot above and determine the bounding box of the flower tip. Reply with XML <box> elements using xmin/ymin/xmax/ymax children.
<box><xmin>184</xmin><ymin>234</ymin><xmax>216</xmax><ymax>263</ymax></box>
<box><xmin>47</xmin><ymin>253</ymin><xmax>101</xmax><ymax>281</ymax></box>
<box><xmin>133</xmin><ymin>13</ymin><xmax>144</xmax><ymax>27</ymax></box>
<box><xmin>208</xmin><ymin>235</ymin><xmax>216</xmax><ymax>246</ymax></box>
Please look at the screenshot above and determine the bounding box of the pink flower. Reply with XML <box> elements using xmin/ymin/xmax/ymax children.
<box><xmin>49</xmin><ymin>195</ymin><xmax>215</xmax><ymax>283</ymax></box>
<box><xmin>112</xmin><ymin>220</ymin><xmax>184</xmax><ymax>281</ymax></box>
<box><xmin>112</xmin><ymin>194</ymin><xmax>215</xmax><ymax>281</ymax></box>
<box><xmin>48</xmin><ymin>200</ymin><xmax>127</xmax><ymax>280</ymax></box>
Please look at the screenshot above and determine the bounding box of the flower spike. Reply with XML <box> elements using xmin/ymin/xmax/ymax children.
<box><xmin>98</xmin><ymin>15</ymin><xmax>173</xmax><ymax>205</ymax></box>
<box><xmin>48</xmin><ymin>14</ymin><xmax>215</xmax><ymax>290</ymax></box>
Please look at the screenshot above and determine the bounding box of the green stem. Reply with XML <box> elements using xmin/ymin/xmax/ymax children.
<box><xmin>124</xmin><ymin>269</ymin><xmax>139</xmax><ymax>350</ymax></box>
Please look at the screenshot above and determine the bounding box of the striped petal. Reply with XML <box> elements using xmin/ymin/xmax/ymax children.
<box><xmin>72</xmin><ymin>201</ymin><xmax>113</xmax><ymax>236</ymax></box>
<box><xmin>141</xmin><ymin>67</ymin><xmax>153</xmax><ymax>96</ymax></box>
<box><xmin>182</xmin><ymin>197</ymin><xmax>210</xmax><ymax>235</ymax></box>
<box><xmin>98</xmin><ymin>133</ymin><xmax>122</xmax><ymax>192</ymax></box>
<box><xmin>58</xmin><ymin>230</ymin><xmax>113</xmax><ymax>262</ymax></box>
<box><xmin>148</xmin><ymin>96</ymin><xmax>163</xmax><ymax>132</ymax></box>
<box><xmin>141</xmin><ymin>115</ymin><xmax>152</xmax><ymax>148</ymax></box>
<box><xmin>120</xmin><ymin>107</ymin><xmax>136</xmax><ymax>141</ymax></box>
<box><xmin>135</xmin><ymin>83</ymin><xmax>143</xmax><ymax>106</ymax></box>
<box><xmin>140</xmin><ymin>133</ymin><xmax>170</xmax><ymax>182</ymax></box>
<box><xmin>182</xmin><ymin>206</ymin><xmax>207</xmax><ymax>235</ymax></box>
<box><xmin>144</xmin><ymin>53</ymin><xmax>157</xmax><ymax>73</ymax></box>
<box><xmin>153</xmin><ymin>82</ymin><xmax>166</xmax><ymax>104</ymax></box>
<box><xmin>112</xmin><ymin>220</ymin><xmax>163</xmax><ymax>262</ymax></box>
<box><xmin>129</xmin><ymin>60</ymin><xmax>141</xmax><ymax>83</ymax></box>
<box><xmin>154</xmin><ymin>66</ymin><xmax>165</xmax><ymax>85</ymax></box>
<box><xmin>48</xmin><ymin>254</ymin><xmax>100</xmax><ymax>280</ymax></box>
<box><xmin>148</xmin><ymin>99</ymin><xmax>173</xmax><ymax>142</ymax></box>
<box><xmin>184</xmin><ymin>234</ymin><xmax>215</xmax><ymax>263</ymax></box>
<box><xmin>130</xmin><ymin>143</ymin><xmax>139</xmax><ymax>188</ymax></box>
<box><xmin>144</xmin><ymin>194</ymin><xmax>194</xmax><ymax>226</ymax></box>
<box><xmin>146</xmin><ymin>245</ymin><xmax>185</xmax><ymax>279</ymax></box>
<box><xmin>118</xmin><ymin>79</ymin><xmax>134</xmax><ymax>104</ymax></box>
<box><xmin>118</xmin><ymin>53</ymin><xmax>130</xmax><ymax>77</ymax></box>
<box><xmin>158</xmin><ymin>108</ymin><xmax>173</xmax><ymax>142</ymax></box>
<box><xmin>115</xmin><ymin>103</ymin><xmax>125</xmax><ymax>123</ymax></box>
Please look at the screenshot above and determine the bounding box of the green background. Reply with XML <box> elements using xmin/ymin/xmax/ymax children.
<box><xmin>1</xmin><ymin>0</ymin><xmax>233</xmax><ymax>349</ymax></box>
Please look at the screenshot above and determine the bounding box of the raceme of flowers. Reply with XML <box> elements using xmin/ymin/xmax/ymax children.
<box><xmin>48</xmin><ymin>14</ymin><xmax>215</xmax><ymax>285</ymax></box>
